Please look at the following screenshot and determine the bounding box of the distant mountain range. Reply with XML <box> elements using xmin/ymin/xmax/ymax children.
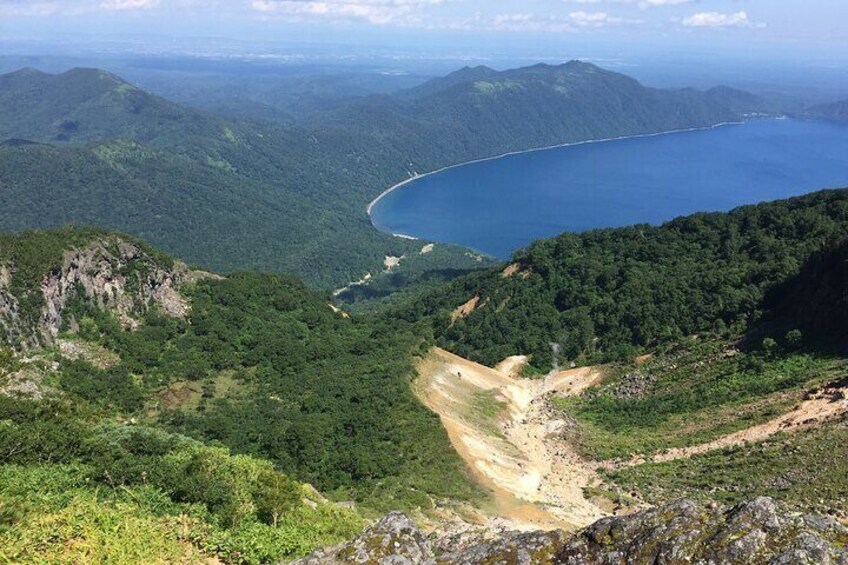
<box><xmin>800</xmin><ymin>98</ymin><xmax>848</xmax><ymax>123</ymax></box>
<box><xmin>0</xmin><ymin>62</ymin><xmax>774</xmax><ymax>287</ymax></box>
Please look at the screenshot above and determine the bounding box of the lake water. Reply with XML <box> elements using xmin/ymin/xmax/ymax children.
<box><xmin>369</xmin><ymin>119</ymin><xmax>848</xmax><ymax>258</ymax></box>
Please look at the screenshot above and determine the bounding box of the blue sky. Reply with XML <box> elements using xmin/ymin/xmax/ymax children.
<box><xmin>1</xmin><ymin>1</ymin><xmax>846</xmax><ymax>56</ymax></box>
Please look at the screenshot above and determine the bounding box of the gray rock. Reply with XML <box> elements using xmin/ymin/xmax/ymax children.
<box><xmin>291</xmin><ymin>512</ymin><xmax>434</xmax><ymax>565</ymax></box>
<box><xmin>292</xmin><ymin>498</ymin><xmax>848</xmax><ymax>565</ymax></box>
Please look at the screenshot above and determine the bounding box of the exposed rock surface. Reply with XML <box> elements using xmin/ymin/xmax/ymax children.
<box><xmin>0</xmin><ymin>264</ymin><xmax>33</xmax><ymax>347</ymax></box>
<box><xmin>293</xmin><ymin>513</ymin><xmax>433</xmax><ymax>565</ymax></box>
<box><xmin>290</xmin><ymin>498</ymin><xmax>848</xmax><ymax>564</ymax></box>
<box><xmin>1</xmin><ymin>236</ymin><xmax>213</xmax><ymax>348</ymax></box>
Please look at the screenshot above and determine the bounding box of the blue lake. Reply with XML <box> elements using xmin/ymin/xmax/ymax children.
<box><xmin>369</xmin><ymin>119</ymin><xmax>848</xmax><ymax>258</ymax></box>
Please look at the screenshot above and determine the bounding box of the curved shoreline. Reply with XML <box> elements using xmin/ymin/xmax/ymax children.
<box><xmin>365</xmin><ymin>120</ymin><xmax>746</xmax><ymax>225</ymax></box>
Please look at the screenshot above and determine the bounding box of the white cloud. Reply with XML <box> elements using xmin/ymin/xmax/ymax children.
<box><xmin>682</xmin><ymin>11</ymin><xmax>765</xmax><ymax>28</ymax></box>
<box><xmin>251</xmin><ymin>0</ymin><xmax>451</xmax><ymax>25</ymax></box>
<box><xmin>569</xmin><ymin>10</ymin><xmax>642</xmax><ymax>27</ymax></box>
<box><xmin>0</xmin><ymin>0</ymin><xmax>160</xmax><ymax>15</ymax></box>
<box><xmin>562</xmin><ymin>0</ymin><xmax>691</xmax><ymax>8</ymax></box>
<box><xmin>101</xmin><ymin>0</ymin><xmax>159</xmax><ymax>9</ymax></box>
<box><xmin>569</xmin><ymin>10</ymin><xmax>608</xmax><ymax>25</ymax></box>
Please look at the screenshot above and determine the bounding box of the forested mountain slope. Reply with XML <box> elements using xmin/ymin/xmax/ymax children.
<box><xmin>0</xmin><ymin>228</ymin><xmax>475</xmax><ymax>562</ymax></box>
<box><xmin>0</xmin><ymin>67</ymin><xmax>225</xmax><ymax>143</ymax></box>
<box><xmin>0</xmin><ymin>63</ymin><xmax>769</xmax><ymax>287</ymax></box>
<box><xmin>765</xmin><ymin>237</ymin><xmax>848</xmax><ymax>344</ymax></box>
<box><xmin>397</xmin><ymin>189</ymin><xmax>848</xmax><ymax>371</ymax></box>
<box><xmin>2</xmin><ymin>223</ymin><xmax>846</xmax><ymax>562</ymax></box>
<box><xmin>800</xmin><ymin>98</ymin><xmax>848</xmax><ymax>123</ymax></box>
<box><xmin>311</xmin><ymin>61</ymin><xmax>767</xmax><ymax>188</ymax></box>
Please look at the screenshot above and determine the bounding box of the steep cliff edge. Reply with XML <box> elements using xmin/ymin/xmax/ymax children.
<box><xmin>0</xmin><ymin>228</ymin><xmax>211</xmax><ymax>348</ymax></box>
<box><xmin>293</xmin><ymin>497</ymin><xmax>848</xmax><ymax>564</ymax></box>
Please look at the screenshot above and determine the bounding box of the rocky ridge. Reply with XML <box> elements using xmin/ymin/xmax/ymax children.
<box><xmin>0</xmin><ymin>235</ymin><xmax>211</xmax><ymax>348</ymax></box>
<box><xmin>291</xmin><ymin>497</ymin><xmax>848</xmax><ymax>564</ymax></box>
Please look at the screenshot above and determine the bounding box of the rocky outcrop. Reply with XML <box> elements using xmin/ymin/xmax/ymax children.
<box><xmin>291</xmin><ymin>498</ymin><xmax>848</xmax><ymax>564</ymax></box>
<box><xmin>1</xmin><ymin>236</ymin><xmax>212</xmax><ymax>348</ymax></box>
<box><xmin>40</xmin><ymin>238</ymin><xmax>188</xmax><ymax>339</ymax></box>
<box><xmin>0</xmin><ymin>265</ymin><xmax>35</xmax><ymax>348</ymax></box>
<box><xmin>294</xmin><ymin>513</ymin><xmax>434</xmax><ymax>565</ymax></box>
<box><xmin>560</xmin><ymin>497</ymin><xmax>848</xmax><ymax>564</ymax></box>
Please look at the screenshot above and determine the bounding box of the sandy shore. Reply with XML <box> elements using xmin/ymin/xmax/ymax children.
<box><xmin>365</xmin><ymin>121</ymin><xmax>746</xmax><ymax>224</ymax></box>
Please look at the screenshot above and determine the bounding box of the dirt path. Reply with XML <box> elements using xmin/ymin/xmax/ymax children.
<box><xmin>643</xmin><ymin>379</ymin><xmax>848</xmax><ymax>464</ymax></box>
<box><xmin>414</xmin><ymin>348</ymin><xmax>607</xmax><ymax>531</ymax></box>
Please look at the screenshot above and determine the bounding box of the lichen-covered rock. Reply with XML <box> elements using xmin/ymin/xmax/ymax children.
<box><xmin>292</xmin><ymin>512</ymin><xmax>434</xmax><ymax>565</ymax></box>
<box><xmin>292</xmin><ymin>498</ymin><xmax>848</xmax><ymax>565</ymax></box>
<box><xmin>559</xmin><ymin>497</ymin><xmax>848</xmax><ymax>564</ymax></box>
<box><xmin>435</xmin><ymin>529</ymin><xmax>568</xmax><ymax>565</ymax></box>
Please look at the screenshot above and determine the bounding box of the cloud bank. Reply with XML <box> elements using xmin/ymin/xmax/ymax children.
<box><xmin>682</xmin><ymin>11</ymin><xmax>765</xmax><ymax>29</ymax></box>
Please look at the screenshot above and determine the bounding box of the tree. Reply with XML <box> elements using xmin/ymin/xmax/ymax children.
<box><xmin>255</xmin><ymin>470</ymin><xmax>301</xmax><ymax>528</ymax></box>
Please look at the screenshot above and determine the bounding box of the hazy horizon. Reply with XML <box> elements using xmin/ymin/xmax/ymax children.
<box><xmin>2</xmin><ymin>1</ymin><xmax>846</xmax><ymax>60</ymax></box>
<box><xmin>3</xmin><ymin>1</ymin><xmax>847</xmax><ymax>106</ymax></box>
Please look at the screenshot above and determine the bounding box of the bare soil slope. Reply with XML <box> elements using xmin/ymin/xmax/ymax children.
<box><xmin>414</xmin><ymin>348</ymin><xmax>607</xmax><ymax>530</ymax></box>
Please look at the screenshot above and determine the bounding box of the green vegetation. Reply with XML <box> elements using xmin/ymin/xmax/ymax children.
<box><xmin>607</xmin><ymin>421</ymin><xmax>848</xmax><ymax>518</ymax></box>
<box><xmin>335</xmin><ymin>244</ymin><xmax>491</xmax><ymax>314</ymax></box>
<box><xmin>765</xmin><ymin>237</ymin><xmax>848</xmax><ymax>345</ymax></box>
<box><xmin>0</xmin><ymin>63</ymin><xmax>766</xmax><ymax>288</ymax></box>
<box><xmin>51</xmin><ymin>271</ymin><xmax>477</xmax><ymax>511</ymax></box>
<box><xmin>399</xmin><ymin>189</ymin><xmax>848</xmax><ymax>370</ymax></box>
<box><xmin>0</xmin><ymin>230</ymin><xmax>480</xmax><ymax>562</ymax></box>
<box><xmin>0</xmin><ymin>397</ymin><xmax>363</xmax><ymax>564</ymax></box>
<box><xmin>554</xmin><ymin>337</ymin><xmax>845</xmax><ymax>460</ymax></box>
<box><xmin>467</xmin><ymin>390</ymin><xmax>509</xmax><ymax>439</ymax></box>
<box><xmin>1</xmin><ymin>60</ymin><xmax>845</xmax><ymax>557</ymax></box>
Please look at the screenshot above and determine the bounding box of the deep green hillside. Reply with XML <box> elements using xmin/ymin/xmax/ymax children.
<box><xmin>388</xmin><ymin>61</ymin><xmax>764</xmax><ymax>153</ymax></box>
<box><xmin>765</xmin><ymin>237</ymin><xmax>848</xmax><ymax>344</ymax></box>
<box><xmin>0</xmin><ymin>67</ymin><xmax>224</xmax><ymax>144</ymax></box>
<box><xmin>0</xmin><ymin>229</ymin><xmax>477</xmax><ymax>563</ymax></box>
<box><xmin>0</xmin><ymin>63</ymin><xmax>768</xmax><ymax>288</ymax></box>
<box><xmin>311</xmin><ymin>62</ymin><xmax>767</xmax><ymax>194</ymax></box>
<box><xmin>396</xmin><ymin>189</ymin><xmax>848</xmax><ymax>371</ymax></box>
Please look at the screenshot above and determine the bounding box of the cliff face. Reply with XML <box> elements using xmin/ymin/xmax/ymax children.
<box><xmin>292</xmin><ymin>498</ymin><xmax>848</xmax><ymax>565</ymax></box>
<box><xmin>0</xmin><ymin>234</ymin><xmax>209</xmax><ymax>348</ymax></box>
<box><xmin>0</xmin><ymin>264</ymin><xmax>29</xmax><ymax>347</ymax></box>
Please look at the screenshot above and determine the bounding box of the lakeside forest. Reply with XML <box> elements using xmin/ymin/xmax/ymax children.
<box><xmin>0</xmin><ymin>62</ymin><xmax>770</xmax><ymax>288</ymax></box>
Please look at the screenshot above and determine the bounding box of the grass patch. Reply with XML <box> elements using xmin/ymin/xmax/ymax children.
<box><xmin>606</xmin><ymin>420</ymin><xmax>848</xmax><ymax>518</ymax></box>
<box><xmin>466</xmin><ymin>390</ymin><xmax>509</xmax><ymax>439</ymax></box>
<box><xmin>553</xmin><ymin>339</ymin><xmax>844</xmax><ymax>460</ymax></box>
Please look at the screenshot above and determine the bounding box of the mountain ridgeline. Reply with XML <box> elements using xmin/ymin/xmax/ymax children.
<box><xmin>397</xmin><ymin>189</ymin><xmax>848</xmax><ymax>370</ymax></box>
<box><xmin>0</xmin><ymin>63</ymin><xmax>768</xmax><ymax>287</ymax></box>
<box><xmin>800</xmin><ymin>98</ymin><xmax>848</xmax><ymax>123</ymax></box>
